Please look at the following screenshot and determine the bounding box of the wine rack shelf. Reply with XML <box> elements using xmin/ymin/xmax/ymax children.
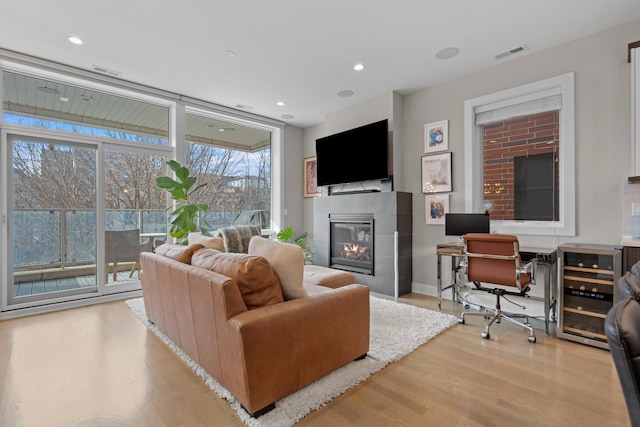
<box><xmin>557</xmin><ymin>243</ymin><xmax>622</xmax><ymax>350</ymax></box>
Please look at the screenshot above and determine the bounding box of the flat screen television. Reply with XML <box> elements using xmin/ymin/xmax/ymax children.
<box><xmin>445</xmin><ymin>213</ymin><xmax>491</xmax><ymax>236</ymax></box>
<box><xmin>315</xmin><ymin>119</ymin><xmax>389</xmax><ymax>187</ymax></box>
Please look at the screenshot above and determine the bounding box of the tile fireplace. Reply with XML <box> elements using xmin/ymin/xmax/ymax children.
<box><xmin>329</xmin><ymin>214</ymin><xmax>374</xmax><ymax>275</ymax></box>
<box><xmin>314</xmin><ymin>191</ymin><xmax>412</xmax><ymax>296</ymax></box>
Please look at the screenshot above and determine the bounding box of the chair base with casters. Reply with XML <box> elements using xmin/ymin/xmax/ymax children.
<box><xmin>458</xmin><ymin>233</ymin><xmax>537</xmax><ymax>344</ymax></box>
<box><xmin>458</xmin><ymin>282</ymin><xmax>536</xmax><ymax>343</ymax></box>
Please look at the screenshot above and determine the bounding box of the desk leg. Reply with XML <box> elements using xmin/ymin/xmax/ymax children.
<box><xmin>450</xmin><ymin>255</ymin><xmax>458</xmax><ymax>304</ymax></box>
<box><xmin>543</xmin><ymin>262</ymin><xmax>550</xmax><ymax>335</ymax></box>
<box><xmin>550</xmin><ymin>262</ymin><xmax>557</xmax><ymax>323</ymax></box>
<box><xmin>539</xmin><ymin>260</ymin><xmax>558</xmax><ymax>335</ymax></box>
<box><xmin>437</xmin><ymin>253</ymin><xmax>442</xmax><ymax>309</ymax></box>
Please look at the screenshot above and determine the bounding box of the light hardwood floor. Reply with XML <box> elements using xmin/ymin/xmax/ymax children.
<box><xmin>0</xmin><ymin>294</ymin><xmax>630</xmax><ymax>427</ymax></box>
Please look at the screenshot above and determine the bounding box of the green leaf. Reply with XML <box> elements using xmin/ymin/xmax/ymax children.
<box><xmin>294</xmin><ymin>232</ymin><xmax>308</xmax><ymax>248</ymax></box>
<box><xmin>156</xmin><ymin>176</ymin><xmax>180</xmax><ymax>190</ymax></box>
<box><xmin>175</xmin><ymin>166</ymin><xmax>189</xmax><ymax>182</ymax></box>
<box><xmin>276</xmin><ymin>226</ymin><xmax>295</xmax><ymax>242</ymax></box>
<box><xmin>182</xmin><ymin>176</ymin><xmax>197</xmax><ymax>192</ymax></box>
<box><xmin>183</xmin><ymin>204</ymin><xmax>197</xmax><ymax>215</ymax></box>
<box><xmin>167</xmin><ymin>160</ymin><xmax>181</xmax><ymax>173</ymax></box>
<box><xmin>170</xmin><ymin>188</ymin><xmax>187</xmax><ymax>201</ymax></box>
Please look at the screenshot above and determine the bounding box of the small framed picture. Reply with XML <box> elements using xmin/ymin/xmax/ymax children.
<box><xmin>426</xmin><ymin>194</ymin><xmax>449</xmax><ymax>225</ymax></box>
<box><xmin>421</xmin><ymin>152</ymin><xmax>452</xmax><ymax>193</ymax></box>
<box><xmin>303</xmin><ymin>156</ymin><xmax>321</xmax><ymax>197</ymax></box>
<box><xmin>424</xmin><ymin>120</ymin><xmax>449</xmax><ymax>153</ymax></box>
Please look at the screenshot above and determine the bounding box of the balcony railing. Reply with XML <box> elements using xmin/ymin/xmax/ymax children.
<box><xmin>13</xmin><ymin>208</ymin><xmax>246</xmax><ymax>272</ymax></box>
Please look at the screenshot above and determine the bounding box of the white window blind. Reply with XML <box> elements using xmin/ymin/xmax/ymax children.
<box><xmin>475</xmin><ymin>93</ymin><xmax>562</xmax><ymax>125</ymax></box>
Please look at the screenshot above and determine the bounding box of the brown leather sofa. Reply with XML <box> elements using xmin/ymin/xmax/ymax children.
<box><xmin>605</xmin><ymin>263</ymin><xmax>640</xmax><ymax>427</ymax></box>
<box><xmin>139</xmin><ymin>243</ymin><xmax>369</xmax><ymax>417</ymax></box>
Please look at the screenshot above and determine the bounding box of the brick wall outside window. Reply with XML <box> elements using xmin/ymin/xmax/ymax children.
<box><xmin>482</xmin><ymin>111</ymin><xmax>559</xmax><ymax>220</ymax></box>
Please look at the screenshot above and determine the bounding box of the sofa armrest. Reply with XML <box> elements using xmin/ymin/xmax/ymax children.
<box><xmin>223</xmin><ymin>284</ymin><xmax>369</xmax><ymax>413</ymax></box>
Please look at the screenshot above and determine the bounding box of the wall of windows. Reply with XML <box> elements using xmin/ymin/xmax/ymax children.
<box><xmin>0</xmin><ymin>58</ymin><xmax>282</xmax><ymax>315</ymax></box>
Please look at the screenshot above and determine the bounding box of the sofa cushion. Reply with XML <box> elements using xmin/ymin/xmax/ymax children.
<box><xmin>154</xmin><ymin>243</ymin><xmax>204</xmax><ymax>264</ymax></box>
<box><xmin>303</xmin><ymin>265</ymin><xmax>356</xmax><ymax>289</ymax></box>
<box><xmin>187</xmin><ymin>232</ymin><xmax>225</xmax><ymax>251</ymax></box>
<box><xmin>191</xmin><ymin>248</ymin><xmax>284</xmax><ymax>310</ymax></box>
<box><xmin>248</xmin><ymin>236</ymin><xmax>308</xmax><ymax>300</ymax></box>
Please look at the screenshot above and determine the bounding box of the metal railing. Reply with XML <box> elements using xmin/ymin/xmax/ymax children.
<box><xmin>12</xmin><ymin>208</ymin><xmax>251</xmax><ymax>271</ymax></box>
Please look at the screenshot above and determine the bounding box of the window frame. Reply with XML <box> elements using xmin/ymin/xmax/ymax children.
<box><xmin>464</xmin><ymin>72</ymin><xmax>575</xmax><ymax>236</ymax></box>
<box><xmin>0</xmin><ymin>56</ymin><xmax>283</xmax><ymax>315</ymax></box>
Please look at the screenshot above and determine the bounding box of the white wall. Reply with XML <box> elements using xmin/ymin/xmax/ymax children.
<box><xmin>281</xmin><ymin>125</ymin><xmax>304</xmax><ymax>235</ymax></box>
<box><xmin>301</xmin><ymin>92</ymin><xmax>405</xmax><ymax>253</ymax></box>
<box><xmin>303</xmin><ymin>18</ymin><xmax>640</xmax><ymax>294</ymax></box>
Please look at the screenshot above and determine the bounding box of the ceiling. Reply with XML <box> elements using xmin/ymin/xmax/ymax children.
<box><xmin>1</xmin><ymin>1</ymin><xmax>640</xmax><ymax>128</ymax></box>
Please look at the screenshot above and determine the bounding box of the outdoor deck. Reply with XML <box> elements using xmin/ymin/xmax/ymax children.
<box><xmin>12</xmin><ymin>269</ymin><xmax>140</xmax><ymax>297</ymax></box>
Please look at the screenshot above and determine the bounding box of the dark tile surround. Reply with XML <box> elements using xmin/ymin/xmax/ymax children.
<box><xmin>313</xmin><ymin>191</ymin><xmax>412</xmax><ymax>296</ymax></box>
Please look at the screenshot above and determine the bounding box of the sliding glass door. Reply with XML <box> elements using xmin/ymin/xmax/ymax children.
<box><xmin>8</xmin><ymin>133</ymin><xmax>98</xmax><ymax>306</ymax></box>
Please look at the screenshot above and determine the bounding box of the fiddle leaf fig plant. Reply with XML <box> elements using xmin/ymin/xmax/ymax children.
<box><xmin>156</xmin><ymin>160</ymin><xmax>211</xmax><ymax>244</ymax></box>
<box><xmin>276</xmin><ymin>226</ymin><xmax>313</xmax><ymax>264</ymax></box>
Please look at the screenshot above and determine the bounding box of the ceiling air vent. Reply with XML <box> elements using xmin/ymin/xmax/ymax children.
<box><xmin>92</xmin><ymin>65</ymin><xmax>122</xmax><ymax>77</ymax></box>
<box><xmin>495</xmin><ymin>44</ymin><xmax>529</xmax><ymax>60</ymax></box>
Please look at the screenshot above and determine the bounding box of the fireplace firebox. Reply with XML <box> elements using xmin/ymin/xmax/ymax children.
<box><xmin>329</xmin><ymin>213</ymin><xmax>374</xmax><ymax>275</ymax></box>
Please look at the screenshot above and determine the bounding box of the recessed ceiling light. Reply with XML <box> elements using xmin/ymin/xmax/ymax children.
<box><xmin>224</xmin><ymin>50</ymin><xmax>236</xmax><ymax>57</ymax></box>
<box><xmin>281</xmin><ymin>114</ymin><xmax>294</xmax><ymax>120</ymax></box>
<box><xmin>354</xmin><ymin>63</ymin><xmax>364</xmax><ymax>71</ymax></box>
<box><xmin>218</xmin><ymin>127</ymin><xmax>236</xmax><ymax>132</ymax></box>
<box><xmin>59</xmin><ymin>97</ymin><xmax>69</xmax><ymax>103</ymax></box>
<box><xmin>38</xmin><ymin>87</ymin><xmax>60</xmax><ymax>95</ymax></box>
<box><xmin>276</xmin><ymin>101</ymin><xmax>285</xmax><ymax>107</ymax></box>
<box><xmin>68</xmin><ymin>36</ymin><xmax>84</xmax><ymax>45</ymax></box>
<box><xmin>434</xmin><ymin>47</ymin><xmax>459</xmax><ymax>60</ymax></box>
<box><xmin>337</xmin><ymin>90</ymin><xmax>354</xmax><ymax>97</ymax></box>
<box><xmin>78</xmin><ymin>95</ymin><xmax>93</xmax><ymax>102</ymax></box>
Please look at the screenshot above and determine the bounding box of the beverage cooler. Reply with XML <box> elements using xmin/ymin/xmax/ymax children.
<box><xmin>557</xmin><ymin>243</ymin><xmax>622</xmax><ymax>350</ymax></box>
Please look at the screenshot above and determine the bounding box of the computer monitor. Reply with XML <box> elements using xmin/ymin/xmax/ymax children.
<box><xmin>445</xmin><ymin>213</ymin><xmax>490</xmax><ymax>236</ymax></box>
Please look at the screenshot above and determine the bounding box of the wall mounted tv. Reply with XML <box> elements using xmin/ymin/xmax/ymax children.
<box><xmin>315</xmin><ymin>119</ymin><xmax>390</xmax><ymax>187</ymax></box>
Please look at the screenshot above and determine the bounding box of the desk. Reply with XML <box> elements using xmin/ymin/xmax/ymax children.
<box><xmin>436</xmin><ymin>242</ymin><xmax>558</xmax><ymax>334</ymax></box>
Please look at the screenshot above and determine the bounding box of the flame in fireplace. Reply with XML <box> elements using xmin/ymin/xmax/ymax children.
<box><xmin>342</xmin><ymin>243</ymin><xmax>369</xmax><ymax>260</ymax></box>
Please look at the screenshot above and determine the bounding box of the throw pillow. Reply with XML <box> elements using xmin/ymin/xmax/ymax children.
<box><xmin>187</xmin><ymin>232</ymin><xmax>225</xmax><ymax>252</ymax></box>
<box><xmin>214</xmin><ymin>225</ymin><xmax>261</xmax><ymax>253</ymax></box>
<box><xmin>191</xmin><ymin>249</ymin><xmax>284</xmax><ymax>310</ymax></box>
<box><xmin>248</xmin><ymin>236</ymin><xmax>308</xmax><ymax>300</ymax></box>
<box><xmin>155</xmin><ymin>243</ymin><xmax>204</xmax><ymax>264</ymax></box>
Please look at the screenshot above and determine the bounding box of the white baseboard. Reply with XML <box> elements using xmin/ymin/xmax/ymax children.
<box><xmin>0</xmin><ymin>290</ymin><xmax>143</xmax><ymax>320</ymax></box>
<box><xmin>411</xmin><ymin>282</ymin><xmax>454</xmax><ymax>300</ymax></box>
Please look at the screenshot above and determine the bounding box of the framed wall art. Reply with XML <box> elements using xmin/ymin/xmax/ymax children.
<box><xmin>426</xmin><ymin>194</ymin><xmax>449</xmax><ymax>225</ymax></box>
<box><xmin>424</xmin><ymin>120</ymin><xmax>449</xmax><ymax>153</ymax></box>
<box><xmin>304</xmin><ymin>156</ymin><xmax>321</xmax><ymax>197</ymax></box>
<box><xmin>421</xmin><ymin>152</ymin><xmax>452</xmax><ymax>193</ymax></box>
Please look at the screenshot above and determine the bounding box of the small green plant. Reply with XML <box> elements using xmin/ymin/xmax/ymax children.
<box><xmin>276</xmin><ymin>226</ymin><xmax>313</xmax><ymax>264</ymax></box>
<box><xmin>156</xmin><ymin>160</ymin><xmax>211</xmax><ymax>244</ymax></box>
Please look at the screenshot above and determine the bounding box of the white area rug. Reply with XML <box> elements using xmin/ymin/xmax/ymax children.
<box><xmin>126</xmin><ymin>296</ymin><xmax>458</xmax><ymax>426</ymax></box>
